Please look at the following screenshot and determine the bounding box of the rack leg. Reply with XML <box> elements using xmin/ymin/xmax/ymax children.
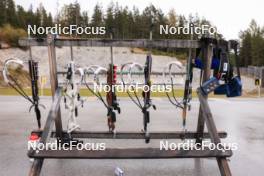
<box><xmin>195</xmin><ymin>40</ymin><xmax>212</xmax><ymax>144</ymax></box>
<box><xmin>198</xmin><ymin>90</ymin><xmax>232</xmax><ymax>176</ymax></box>
<box><xmin>47</xmin><ymin>34</ymin><xmax>63</xmax><ymax>139</ymax></box>
<box><xmin>29</xmin><ymin>159</ymin><xmax>44</xmax><ymax>176</ymax></box>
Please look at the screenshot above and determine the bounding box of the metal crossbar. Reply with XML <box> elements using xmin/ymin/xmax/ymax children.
<box><xmin>29</xmin><ymin>148</ymin><xmax>232</xmax><ymax>159</ymax></box>
<box><xmin>32</xmin><ymin>130</ymin><xmax>227</xmax><ymax>139</ymax></box>
<box><xmin>19</xmin><ymin>38</ymin><xmax>200</xmax><ymax>48</ymax></box>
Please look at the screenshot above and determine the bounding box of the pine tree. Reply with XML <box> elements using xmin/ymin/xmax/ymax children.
<box><xmin>58</xmin><ymin>2</ymin><xmax>81</xmax><ymax>26</ymax></box>
<box><xmin>26</xmin><ymin>5</ymin><xmax>35</xmax><ymax>26</ymax></box>
<box><xmin>0</xmin><ymin>0</ymin><xmax>6</xmax><ymax>26</ymax></box>
<box><xmin>126</xmin><ymin>11</ymin><xmax>134</xmax><ymax>38</ymax></box>
<box><xmin>132</xmin><ymin>6</ymin><xmax>141</xmax><ymax>38</ymax></box>
<box><xmin>80</xmin><ymin>11</ymin><xmax>89</xmax><ymax>26</ymax></box>
<box><xmin>168</xmin><ymin>9</ymin><xmax>177</xmax><ymax>26</ymax></box>
<box><xmin>16</xmin><ymin>5</ymin><xmax>26</xmax><ymax>28</ymax></box>
<box><xmin>91</xmin><ymin>3</ymin><xmax>103</xmax><ymax>26</ymax></box>
<box><xmin>105</xmin><ymin>2</ymin><xmax>114</xmax><ymax>35</ymax></box>
<box><xmin>46</xmin><ymin>13</ymin><xmax>53</xmax><ymax>26</ymax></box>
<box><xmin>5</xmin><ymin>0</ymin><xmax>17</xmax><ymax>26</ymax></box>
<box><xmin>240</xmin><ymin>31</ymin><xmax>252</xmax><ymax>66</ymax></box>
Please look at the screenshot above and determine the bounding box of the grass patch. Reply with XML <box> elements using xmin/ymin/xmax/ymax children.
<box><xmin>151</xmin><ymin>49</ymin><xmax>187</xmax><ymax>60</ymax></box>
<box><xmin>4</xmin><ymin>87</ymin><xmax>258</xmax><ymax>98</ymax></box>
<box><xmin>0</xmin><ymin>87</ymin><xmax>198</xmax><ymax>97</ymax></box>
<box><xmin>130</xmin><ymin>47</ymin><xmax>187</xmax><ymax>61</ymax></box>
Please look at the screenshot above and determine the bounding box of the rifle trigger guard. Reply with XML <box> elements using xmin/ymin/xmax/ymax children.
<box><xmin>29</xmin><ymin>103</ymin><xmax>46</xmax><ymax>112</ymax></box>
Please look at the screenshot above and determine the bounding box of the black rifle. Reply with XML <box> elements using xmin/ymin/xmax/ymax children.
<box><xmin>142</xmin><ymin>54</ymin><xmax>156</xmax><ymax>143</ymax></box>
<box><xmin>182</xmin><ymin>50</ymin><xmax>194</xmax><ymax>132</ymax></box>
<box><xmin>141</xmin><ymin>12</ymin><xmax>156</xmax><ymax>143</ymax></box>
<box><xmin>28</xmin><ymin>60</ymin><xmax>44</xmax><ymax>129</ymax></box>
<box><xmin>120</xmin><ymin>56</ymin><xmax>156</xmax><ymax>143</ymax></box>
<box><xmin>106</xmin><ymin>64</ymin><xmax>121</xmax><ymax>132</ymax></box>
<box><xmin>63</xmin><ymin>62</ymin><xmax>82</xmax><ymax>117</ymax></box>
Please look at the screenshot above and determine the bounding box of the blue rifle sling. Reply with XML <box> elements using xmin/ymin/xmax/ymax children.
<box><xmin>194</xmin><ymin>57</ymin><xmax>220</xmax><ymax>69</ymax></box>
<box><xmin>214</xmin><ymin>84</ymin><xmax>227</xmax><ymax>95</ymax></box>
<box><xmin>226</xmin><ymin>76</ymin><xmax>242</xmax><ymax>97</ymax></box>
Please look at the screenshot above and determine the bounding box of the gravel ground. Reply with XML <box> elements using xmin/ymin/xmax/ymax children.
<box><xmin>0</xmin><ymin>96</ymin><xmax>263</xmax><ymax>176</ymax></box>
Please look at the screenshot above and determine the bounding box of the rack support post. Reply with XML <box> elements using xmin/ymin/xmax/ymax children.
<box><xmin>195</xmin><ymin>39</ymin><xmax>213</xmax><ymax>144</ymax></box>
<box><xmin>197</xmin><ymin>90</ymin><xmax>232</xmax><ymax>176</ymax></box>
<box><xmin>47</xmin><ymin>34</ymin><xmax>63</xmax><ymax>139</ymax></box>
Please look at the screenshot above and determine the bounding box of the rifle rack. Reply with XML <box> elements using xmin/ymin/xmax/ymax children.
<box><xmin>19</xmin><ymin>35</ymin><xmax>232</xmax><ymax>176</ymax></box>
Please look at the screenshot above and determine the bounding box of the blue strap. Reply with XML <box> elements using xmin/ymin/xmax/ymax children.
<box><xmin>194</xmin><ymin>57</ymin><xmax>220</xmax><ymax>69</ymax></box>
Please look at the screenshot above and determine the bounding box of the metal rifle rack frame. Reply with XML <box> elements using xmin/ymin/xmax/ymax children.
<box><xmin>19</xmin><ymin>35</ymin><xmax>232</xmax><ymax>176</ymax></box>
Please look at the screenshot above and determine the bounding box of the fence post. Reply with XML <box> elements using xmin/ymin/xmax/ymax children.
<box><xmin>261</xmin><ymin>67</ymin><xmax>264</xmax><ymax>88</ymax></box>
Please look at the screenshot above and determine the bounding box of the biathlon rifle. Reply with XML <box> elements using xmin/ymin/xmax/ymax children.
<box><xmin>63</xmin><ymin>61</ymin><xmax>84</xmax><ymax>133</ymax></box>
<box><xmin>181</xmin><ymin>26</ymin><xmax>194</xmax><ymax>133</ymax></box>
<box><xmin>141</xmin><ymin>12</ymin><xmax>156</xmax><ymax>143</ymax></box>
<box><xmin>28</xmin><ymin>60</ymin><xmax>45</xmax><ymax>129</ymax></box>
<box><xmin>120</xmin><ymin>60</ymin><xmax>156</xmax><ymax>143</ymax></box>
<box><xmin>83</xmin><ymin>65</ymin><xmax>120</xmax><ymax>132</ymax></box>
<box><xmin>106</xmin><ymin>64</ymin><xmax>121</xmax><ymax>132</ymax></box>
<box><xmin>142</xmin><ymin>54</ymin><xmax>156</xmax><ymax>143</ymax></box>
<box><xmin>3</xmin><ymin>58</ymin><xmax>45</xmax><ymax>129</ymax></box>
<box><xmin>163</xmin><ymin>61</ymin><xmax>184</xmax><ymax>109</ymax></box>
